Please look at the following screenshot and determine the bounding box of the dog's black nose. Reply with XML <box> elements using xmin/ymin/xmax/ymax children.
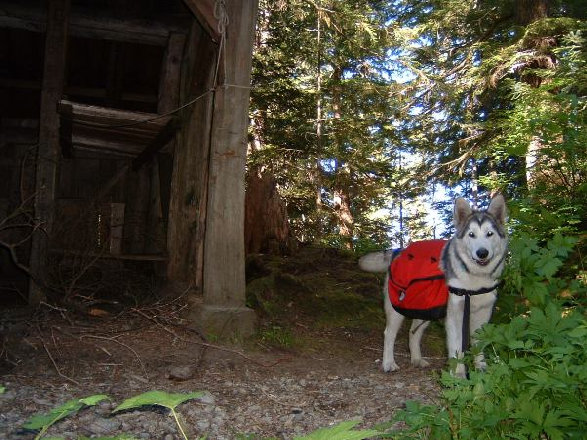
<box><xmin>476</xmin><ymin>248</ymin><xmax>489</xmax><ymax>259</ymax></box>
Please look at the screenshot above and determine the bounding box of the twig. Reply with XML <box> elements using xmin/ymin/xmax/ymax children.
<box><xmin>130</xmin><ymin>307</ymin><xmax>292</xmax><ymax>368</ymax></box>
<box><xmin>79</xmin><ymin>334</ymin><xmax>148</xmax><ymax>378</ymax></box>
<box><xmin>40</xmin><ymin>338</ymin><xmax>82</xmax><ymax>386</ymax></box>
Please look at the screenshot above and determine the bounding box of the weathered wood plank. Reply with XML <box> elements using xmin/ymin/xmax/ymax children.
<box><xmin>0</xmin><ymin>78</ymin><xmax>159</xmax><ymax>104</ymax></box>
<box><xmin>57</xmin><ymin>100</ymin><xmax>175</xmax><ymax>156</ymax></box>
<box><xmin>29</xmin><ymin>0</ymin><xmax>70</xmax><ymax>304</ymax></box>
<box><xmin>0</xmin><ymin>2</ymin><xmax>189</xmax><ymax>46</ymax></box>
<box><xmin>58</xmin><ymin>100</ymin><xmax>171</xmax><ymax>128</ymax></box>
<box><xmin>144</xmin><ymin>33</ymin><xmax>186</xmax><ymax>256</ymax></box>
<box><xmin>166</xmin><ymin>23</ymin><xmax>215</xmax><ymax>287</ymax></box>
<box><xmin>181</xmin><ymin>0</ymin><xmax>220</xmax><ymax>41</ymax></box>
<box><xmin>132</xmin><ymin>118</ymin><xmax>179</xmax><ymax>170</ymax></box>
<box><xmin>50</xmin><ymin>249</ymin><xmax>167</xmax><ymax>261</ymax></box>
<box><xmin>197</xmin><ymin>0</ymin><xmax>259</xmax><ymax>335</ymax></box>
<box><xmin>158</xmin><ymin>33</ymin><xmax>186</xmax><ymax>117</ymax></box>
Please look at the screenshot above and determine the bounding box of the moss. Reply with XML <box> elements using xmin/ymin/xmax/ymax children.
<box><xmin>245</xmin><ymin>246</ymin><xmax>385</xmax><ymax>334</ymax></box>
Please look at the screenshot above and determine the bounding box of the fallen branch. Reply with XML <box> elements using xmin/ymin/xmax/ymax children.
<box><xmin>39</xmin><ymin>338</ymin><xmax>82</xmax><ymax>387</ymax></box>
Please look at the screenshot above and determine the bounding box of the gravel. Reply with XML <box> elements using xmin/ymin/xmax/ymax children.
<box><xmin>0</xmin><ymin>309</ymin><xmax>444</xmax><ymax>439</ymax></box>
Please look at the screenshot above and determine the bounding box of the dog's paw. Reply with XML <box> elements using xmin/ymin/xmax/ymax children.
<box><xmin>382</xmin><ymin>361</ymin><xmax>400</xmax><ymax>372</ymax></box>
<box><xmin>453</xmin><ymin>364</ymin><xmax>468</xmax><ymax>379</ymax></box>
<box><xmin>411</xmin><ymin>358</ymin><xmax>430</xmax><ymax>368</ymax></box>
<box><xmin>475</xmin><ymin>360</ymin><xmax>487</xmax><ymax>371</ymax></box>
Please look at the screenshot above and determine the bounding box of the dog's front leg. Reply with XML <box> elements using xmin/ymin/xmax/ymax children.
<box><xmin>469</xmin><ymin>293</ymin><xmax>497</xmax><ymax>371</ymax></box>
<box><xmin>445</xmin><ymin>293</ymin><xmax>467</xmax><ymax>378</ymax></box>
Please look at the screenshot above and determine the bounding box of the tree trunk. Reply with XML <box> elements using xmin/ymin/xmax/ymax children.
<box><xmin>514</xmin><ymin>0</ymin><xmax>551</xmax><ymax>190</ymax></box>
<box><xmin>331</xmin><ymin>65</ymin><xmax>354</xmax><ymax>249</ymax></box>
<box><xmin>245</xmin><ymin>167</ymin><xmax>290</xmax><ymax>255</ymax></box>
<box><xmin>515</xmin><ymin>0</ymin><xmax>548</xmax><ymax>25</ymax></box>
<box><xmin>314</xmin><ymin>4</ymin><xmax>324</xmax><ymax>211</ymax></box>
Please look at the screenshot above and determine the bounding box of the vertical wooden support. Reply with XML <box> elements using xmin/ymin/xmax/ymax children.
<box><xmin>145</xmin><ymin>33</ymin><xmax>185</xmax><ymax>256</ymax></box>
<box><xmin>195</xmin><ymin>0</ymin><xmax>259</xmax><ymax>336</ymax></box>
<box><xmin>29</xmin><ymin>0</ymin><xmax>70</xmax><ymax>304</ymax></box>
<box><xmin>158</xmin><ymin>33</ymin><xmax>185</xmax><ymax>132</ymax></box>
<box><xmin>166</xmin><ymin>25</ymin><xmax>215</xmax><ymax>288</ymax></box>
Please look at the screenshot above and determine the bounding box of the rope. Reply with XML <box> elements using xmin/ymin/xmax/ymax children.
<box><xmin>213</xmin><ymin>0</ymin><xmax>229</xmax><ymax>91</ymax></box>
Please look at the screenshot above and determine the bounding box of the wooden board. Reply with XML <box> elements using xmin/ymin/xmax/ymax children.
<box><xmin>58</xmin><ymin>99</ymin><xmax>175</xmax><ymax>156</ymax></box>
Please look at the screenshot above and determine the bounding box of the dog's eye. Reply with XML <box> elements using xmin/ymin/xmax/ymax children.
<box><xmin>487</xmin><ymin>231</ymin><xmax>494</xmax><ymax>237</ymax></box>
<box><xmin>468</xmin><ymin>231</ymin><xmax>476</xmax><ymax>238</ymax></box>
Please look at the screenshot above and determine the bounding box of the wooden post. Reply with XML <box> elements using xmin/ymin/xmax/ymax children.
<box><xmin>145</xmin><ymin>33</ymin><xmax>185</xmax><ymax>255</ymax></box>
<box><xmin>29</xmin><ymin>0</ymin><xmax>70</xmax><ymax>304</ymax></box>
<box><xmin>194</xmin><ymin>0</ymin><xmax>259</xmax><ymax>336</ymax></box>
<box><xmin>166</xmin><ymin>24</ymin><xmax>215</xmax><ymax>289</ymax></box>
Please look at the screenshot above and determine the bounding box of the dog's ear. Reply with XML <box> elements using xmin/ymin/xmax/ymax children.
<box><xmin>453</xmin><ymin>198</ymin><xmax>472</xmax><ymax>230</ymax></box>
<box><xmin>487</xmin><ymin>194</ymin><xmax>507</xmax><ymax>225</ymax></box>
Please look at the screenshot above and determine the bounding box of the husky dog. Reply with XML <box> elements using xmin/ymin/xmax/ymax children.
<box><xmin>359</xmin><ymin>195</ymin><xmax>508</xmax><ymax>378</ymax></box>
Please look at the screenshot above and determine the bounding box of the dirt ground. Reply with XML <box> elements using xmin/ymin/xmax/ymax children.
<box><xmin>0</xmin><ymin>248</ymin><xmax>446</xmax><ymax>439</ymax></box>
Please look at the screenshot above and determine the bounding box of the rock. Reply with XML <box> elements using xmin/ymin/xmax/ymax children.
<box><xmin>87</xmin><ymin>417</ymin><xmax>122</xmax><ymax>435</ymax></box>
<box><xmin>167</xmin><ymin>365</ymin><xmax>196</xmax><ymax>381</ymax></box>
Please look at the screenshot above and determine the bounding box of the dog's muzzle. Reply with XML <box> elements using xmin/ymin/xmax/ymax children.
<box><xmin>474</xmin><ymin>248</ymin><xmax>490</xmax><ymax>266</ymax></box>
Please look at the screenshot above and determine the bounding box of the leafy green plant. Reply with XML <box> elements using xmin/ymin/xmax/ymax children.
<box><xmin>112</xmin><ymin>390</ymin><xmax>204</xmax><ymax>440</ymax></box>
<box><xmin>388</xmin><ymin>301</ymin><xmax>586</xmax><ymax>439</ymax></box>
<box><xmin>22</xmin><ymin>394</ymin><xmax>110</xmax><ymax>440</ymax></box>
<box><xmin>294</xmin><ymin>420</ymin><xmax>379</xmax><ymax>440</ymax></box>
<box><xmin>498</xmin><ymin>232</ymin><xmax>579</xmax><ymax>315</ymax></box>
<box><xmin>383</xmin><ymin>234</ymin><xmax>587</xmax><ymax>439</ymax></box>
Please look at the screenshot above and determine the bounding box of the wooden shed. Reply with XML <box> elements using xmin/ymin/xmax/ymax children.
<box><xmin>0</xmin><ymin>0</ymin><xmax>258</xmax><ymax>335</ymax></box>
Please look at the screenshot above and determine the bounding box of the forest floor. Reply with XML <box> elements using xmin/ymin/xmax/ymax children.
<box><xmin>0</xmin><ymin>246</ymin><xmax>446</xmax><ymax>439</ymax></box>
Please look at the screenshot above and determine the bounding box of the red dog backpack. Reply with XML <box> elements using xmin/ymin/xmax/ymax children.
<box><xmin>388</xmin><ymin>239</ymin><xmax>449</xmax><ymax>320</ymax></box>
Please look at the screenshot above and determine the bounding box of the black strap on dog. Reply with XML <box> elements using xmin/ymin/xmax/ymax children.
<box><xmin>448</xmin><ymin>281</ymin><xmax>502</xmax><ymax>297</ymax></box>
<box><xmin>449</xmin><ymin>281</ymin><xmax>502</xmax><ymax>378</ymax></box>
<box><xmin>462</xmin><ymin>293</ymin><xmax>471</xmax><ymax>353</ymax></box>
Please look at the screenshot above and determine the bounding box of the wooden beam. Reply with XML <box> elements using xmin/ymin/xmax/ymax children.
<box><xmin>132</xmin><ymin>118</ymin><xmax>179</xmax><ymax>170</ymax></box>
<box><xmin>0</xmin><ymin>2</ymin><xmax>189</xmax><ymax>46</ymax></box>
<box><xmin>59</xmin><ymin>101</ymin><xmax>73</xmax><ymax>158</ymax></box>
<box><xmin>0</xmin><ymin>78</ymin><xmax>159</xmax><ymax>104</ymax></box>
<box><xmin>158</xmin><ymin>33</ymin><xmax>186</xmax><ymax>154</ymax></box>
<box><xmin>57</xmin><ymin>100</ymin><xmax>176</xmax><ymax>157</ymax></box>
<box><xmin>181</xmin><ymin>0</ymin><xmax>220</xmax><ymax>41</ymax></box>
<box><xmin>165</xmin><ymin>24</ymin><xmax>216</xmax><ymax>287</ymax></box>
<box><xmin>197</xmin><ymin>0</ymin><xmax>259</xmax><ymax>336</ymax></box>
<box><xmin>29</xmin><ymin>0</ymin><xmax>70</xmax><ymax>304</ymax></box>
<box><xmin>58</xmin><ymin>100</ymin><xmax>170</xmax><ymax>129</ymax></box>
<box><xmin>50</xmin><ymin>249</ymin><xmax>167</xmax><ymax>261</ymax></box>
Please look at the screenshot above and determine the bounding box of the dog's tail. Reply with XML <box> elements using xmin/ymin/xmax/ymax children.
<box><xmin>358</xmin><ymin>250</ymin><xmax>395</xmax><ymax>273</ymax></box>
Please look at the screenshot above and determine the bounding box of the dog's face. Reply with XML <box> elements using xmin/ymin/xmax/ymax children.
<box><xmin>453</xmin><ymin>195</ymin><xmax>508</xmax><ymax>272</ymax></box>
